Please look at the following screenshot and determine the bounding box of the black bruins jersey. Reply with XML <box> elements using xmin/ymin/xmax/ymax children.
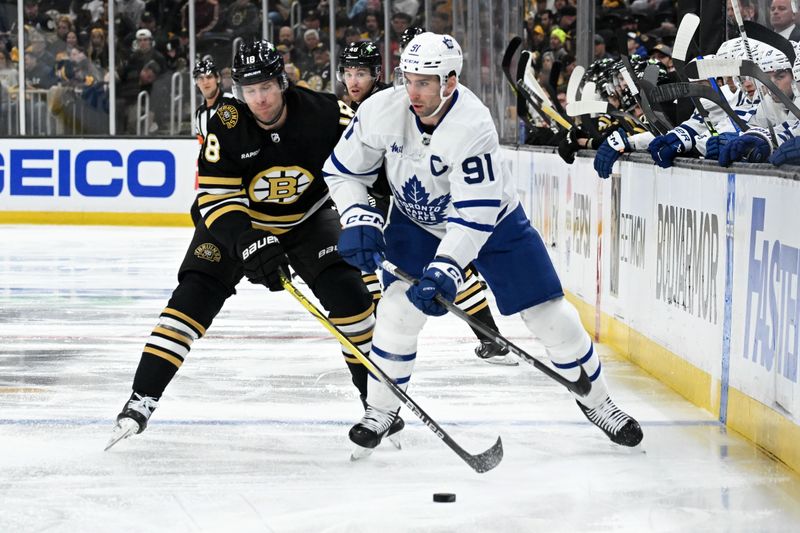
<box><xmin>197</xmin><ymin>86</ymin><xmax>354</xmax><ymax>248</ymax></box>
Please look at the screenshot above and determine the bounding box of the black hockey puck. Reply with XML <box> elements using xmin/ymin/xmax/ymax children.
<box><xmin>433</xmin><ymin>493</ymin><xmax>456</xmax><ymax>503</ymax></box>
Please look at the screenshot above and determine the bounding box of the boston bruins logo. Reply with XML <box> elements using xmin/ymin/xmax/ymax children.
<box><xmin>249</xmin><ymin>166</ymin><xmax>314</xmax><ymax>204</ymax></box>
<box><xmin>194</xmin><ymin>243</ymin><xmax>222</xmax><ymax>263</ymax></box>
<box><xmin>217</xmin><ymin>105</ymin><xmax>239</xmax><ymax>129</ymax></box>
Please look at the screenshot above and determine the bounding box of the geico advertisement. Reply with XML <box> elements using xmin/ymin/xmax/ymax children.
<box><xmin>731</xmin><ymin>178</ymin><xmax>800</xmax><ymax>418</ymax></box>
<box><xmin>0</xmin><ymin>138</ymin><xmax>199</xmax><ymax>212</ymax></box>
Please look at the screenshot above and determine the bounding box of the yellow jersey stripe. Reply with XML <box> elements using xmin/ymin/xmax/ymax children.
<box><xmin>144</xmin><ymin>346</ymin><xmax>184</xmax><ymax>368</ymax></box>
<box><xmin>330</xmin><ymin>304</ymin><xmax>376</xmax><ymax>325</ymax></box>
<box><xmin>153</xmin><ymin>326</ymin><xmax>194</xmax><ymax>345</ymax></box>
<box><xmin>163</xmin><ymin>307</ymin><xmax>207</xmax><ymax>336</ymax></box>
<box><xmin>205</xmin><ymin>204</ymin><xmax>250</xmax><ymax>227</ymax></box>
<box><xmin>199</xmin><ymin>176</ymin><xmax>242</xmax><ymax>186</ymax></box>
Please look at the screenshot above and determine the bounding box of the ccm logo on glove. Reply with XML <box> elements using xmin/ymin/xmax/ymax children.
<box><xmin>241</xmin><ymin>235</ymin><xmax>280</xmax><ymax>261</ymax></box>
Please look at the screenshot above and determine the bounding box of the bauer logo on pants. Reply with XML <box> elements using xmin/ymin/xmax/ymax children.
<box><xmin>194</xmin><ymin>243</ymin><xmax>222</xmax><ymax>263</ymax></box>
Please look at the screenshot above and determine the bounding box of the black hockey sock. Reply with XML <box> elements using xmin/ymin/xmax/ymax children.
<box><xmin>469</xmin><ymin>304</ymin><xmax>499</xmax><ymax>343</ymax></box>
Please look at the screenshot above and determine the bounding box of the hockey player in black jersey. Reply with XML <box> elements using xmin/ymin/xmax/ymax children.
<box><xmin>193</xmin><ymin>57</ymin><xmax>235</xmax><ymax>143</ymax></box>
<box><xmin>337</xmin><ymin>40</ymin><xmax>515</xmax><ymax>365</ymax></box>
<box><xmin>107</xmin><ymin>40</ymin><xmax>403</xmax><ymax>450</ymax></box>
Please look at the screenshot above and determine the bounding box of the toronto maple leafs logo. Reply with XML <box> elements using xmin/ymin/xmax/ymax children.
<box><xmin>442</xmin><ymin>37</ymin><xmax>454</xmax><ymax>49</ymax></box>
<box><xmin>393</xmin><ymin>176</ymin><xmax>450</xmax><ymax>225</ymax></box>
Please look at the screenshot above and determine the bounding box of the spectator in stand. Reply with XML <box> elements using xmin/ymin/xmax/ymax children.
<box><xmin>348</xmin><ymin>0</ymin><xmax>382</xmax><ymax>21</ymax></box>
<box><xmin>181</xmin><ymin>0</ymin><xmax>220</xmax><ymax>41</ymax></box>
<box><xmin>362</xmin><ymin>11</ymin><xmax>383</xmax><ymax>42</ymax></box>
<box><xmin>163</xmin><ymin>37</ymin><xmax>186</xmax><ymax>71</ymax></box>
<box><xmin>651</xmin><ymin>43</ymin><xmax>673</xmax><ymax>71</ymax></box>
<box><xmin>388</xmin><ymin>12</ymin><xmax>413</xmax><ymax>69</ymax></box>
<box><xmin>125</xmin><ymin>29</ymin><xmax>166</xmax><ymax>74</ymax></box>
<box><xmin>24</xmin><ymin>0</ymin><xmax>53</xmax><ymax>32</ymax></box>
<box><xmin>300</xmin><ymin>9</ymin><xmax>328</xmax><ymax>43</ymax></box>
<box><xmin>117</xmin><ymin>59</ymin><xmax>161</xmax><ymax>133</ymax></box>
<box><xmin>769</xmin><ymin>0</ymin><xmax>800</xmax><ymax>40</ymax></box>
<box><xmin>47</xmin><ymin>15</ymin><xmax>73</xmax><ymax>56</ymax></box>
<box><xmin>303</xmin><ymin>42</ymin><xmax>332</xmax><ymax>92</ymax></box>
<box><xmin>221</xmin><ymin>0</ymin><xmax>260</xmax><ymax>40</ymax></box>
<box><xmin>594</xmin><ymin>34</ymin><xmax>612</xmax><ymax>61</ymax></box>
<box><xmin>429</xmin><ymin>11</ymin><xmax>451</xmax><ymax>34</ymax></box>
<box><xmin>0</xmin><ymin>48</ymin><xmax>18</xmax><ymax>91</ymax></box>
<box><xmin>296</xmin><ymin>28</ymin><xmax>321</xmax><ymax>72</ymax></box>
<box><xmin>538</xmin><ymin>9</ymin><xmax>554</xmax><ymax>36</ymax></box>
<box><xmin>86</xmin><ymin>28</ymin><xmax>108</xmax><ymax>72</ymax></box>
<box><xmin>268</xmin><ymin>0</ymin><xmax>289</xmax><ymax>28</ymax></box>
<box><xmin>116</xmin><ymin>0</ymin><xmax>146</xmax><ymax>30</ymax></box>
<box><xmin>556</xmin><ymin>5</ymin><xmax>576</xmax><ymax>39</ymax></box>
<box><xmin>548</xmin><ymin>28</ymin><xmax>568</xmax><ymax>62</ymax></box>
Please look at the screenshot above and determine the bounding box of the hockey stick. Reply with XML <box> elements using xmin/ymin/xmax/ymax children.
<box><xmin>376</xmin><ymin>257</ymin><xmax>592</xmax><ymax>398</ymax></box>
<box><xmin>742</xmin><ymin>20</ymin><xmax>796</xmax><ymax>66</ymax></box>
<box><xmin>731</xmin><ymin>0</ymin><xmax>779</xmax><ymax>141</ymax></box>
<box><xmin>645</xmin><ymin>81</ymin><xmax>749</xmax><ymax>131</ymax></box>
<box><xmin>501</xmin><ymin>36</ymin><xmax>540</xmax><ymax>130</ymax></box>
<box><xmin>672</xmin><ymin>13</ymin><xmax>721</xmax><ymax>135</ymax></box>
<box><xmin>686</xmin><ymin>58</ymin><xmax>800</xmax><ymax>120</ymax></box>
<box><xmin>279</xmin><ymin>273</ymin><xmax>503</xmax><ymax>474</ymax></box>
<box><xmin>618</xmin><ymin>55</ymin><xmax>671</xmax><ymax>135</ymax></box>
<box><xmin>520</xmin><ymin>50</ymin><xmax>576</xmax><ymax>129</ymax></box>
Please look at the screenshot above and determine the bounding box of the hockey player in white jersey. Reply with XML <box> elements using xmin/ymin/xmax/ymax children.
<box><xmin>323</xmin><ymin>33</ymin><xmax>643</xmax><ymax>457</ymax></box>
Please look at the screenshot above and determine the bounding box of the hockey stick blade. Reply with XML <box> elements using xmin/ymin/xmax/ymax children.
<box><xmin>517</xmin><ymin>78</ymin><xmax>573</xmax><ymax>131</ymax></box>
<box><xmin>673</xmin><ymin>13</ymin><xmax>699</xmax><ymax>63</ymax></box>
<box><xmin>501</xmin><ymin>36</ymin><xmax>537</xmax><ymax>130</ymax></box>
<box><xmin>566</xmin><ymin>65</ymin><xmax>584</xmax><ymax>105</ymax></box>
<box><xmin>743</xmin><ymin>20</ymin><xmax>796</xmax><ymax>65</ymax></box>
<box><xmin>280</xmin><ymin>274</ymin><xmax>503</xmax><ymax>473</ymax></box>
<box><xmin>646</xmin><ymin>82</ymin><xmax>749</xmax><ymax>130</ymax></box>
<box><xmin>378</xmin><ymin>256</ymin><xmax>592</xmax><ymax>397</ymax></box>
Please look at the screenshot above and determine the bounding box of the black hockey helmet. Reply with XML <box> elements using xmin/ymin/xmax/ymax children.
<box><xmin>399</xmin><ymin>26</ymin><xmax>425</xmax><ymax>52</ymax></box>
<box><xmin>193</xmin><ymin>56</ymin><xmax>218</xmax><ymax>79</ymax></box>
<box><xmin>337</xmin><ymin>41</ymin><xmax>381</xmax><ymax>81</ymax></box>
<box><xmin>231</xmin><ymin>39</ymin><xmax>288</xmax><ymax>100</ymax></box>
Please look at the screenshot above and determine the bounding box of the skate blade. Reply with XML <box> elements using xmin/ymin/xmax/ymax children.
<box><xmin>104</xmin><ymin>418</ymin><xmax>140</xmax><ymax>451</ymax></box>
<box><xmin>350</xmin><ymin>444</ymin><xmax>376</xmax><ymax>461</ymax></box>
<box><xmin>386</xmin><ymin>434</ymin><xmax>402</xmax><ymax>450</ymax></box>
<box><xmin>482</xmin><ymin>355</ymin><xmax>519</xmax><ymax>366</ymax></box>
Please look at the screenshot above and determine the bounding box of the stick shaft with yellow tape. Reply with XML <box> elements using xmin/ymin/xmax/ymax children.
<box><xmin>279</xmin><ymin>273</ymin><xmax>503</xmax><ymax>473</ymax></box>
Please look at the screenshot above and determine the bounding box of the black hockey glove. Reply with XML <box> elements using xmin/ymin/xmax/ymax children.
<box><xmin>235</xmin><ymin>229</ymin><xmax>289</xmax><ymax>291</ymax></box>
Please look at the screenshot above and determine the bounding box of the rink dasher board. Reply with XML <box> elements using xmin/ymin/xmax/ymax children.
<box><xmin>0</xmin><ymin>138</ymin><xmax>197</xmax><ymax>225</ymax></box>
<box><xmin>505</xmin><ymin>145</ymin><xmax>800</xmax><ymax>475</ymax></box>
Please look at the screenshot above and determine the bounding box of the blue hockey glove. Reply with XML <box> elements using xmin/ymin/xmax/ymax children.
<box><xmin>406</xmin><ymin>257</ymin><xmax>464</xmax><ymax>317</ymax></box>
<box><xmin>594</xmin><ymin>129</ymin><xmax>631</xmax><ymax>179</ymax></box>
<box><xmin>704</xmin><ymin>132</ymin><xmax>738</xmax><ymax>161</ymax></box>
<box><xmin>647</xmin><ymin>127</ymin><xmax>695</xmax><ymax>168</ymax></box>
<box><xmin>236</xmin><ymin>229</ymin><xmax>289</xmax><ymax>291</ymax></box>
<box><xmin>337</xmin><ymin>204</ymin><xmax>386</xmax><ymax>273</ymax></box>
<box><xmin>718</xmin><ymin>128</ymin><xmax>772</xmax><ymax>167</ymax></box>
<box><xmin>769</xmin><ymin>136</ymin><xmax>800</xmax><ymax>166</ymax></box>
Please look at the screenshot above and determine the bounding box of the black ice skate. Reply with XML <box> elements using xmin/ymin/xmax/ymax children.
<box><xmin>576</xmin><ymin>396</ymin><xmax>643</xmax><ymax>447</ymax></box>
<box><xmin>104</xmin><ymin>392</ymin><xmax>159</xmax><ymax>451</ymax></box>
<box><xmin>349</xmin><ymin>406</ymin><xmax>401</xmax><ymax>461</ymax></box>
<box><xmin>475</xmin><ymin>340</ymin><xmax>518</xmax><ymax>366</ymax></box>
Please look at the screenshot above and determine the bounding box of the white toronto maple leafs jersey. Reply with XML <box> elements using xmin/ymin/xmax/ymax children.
<box><xmin>323</xmin><ymin>84</ymin><xmax>519</xmax><ymax>268</ymax></box>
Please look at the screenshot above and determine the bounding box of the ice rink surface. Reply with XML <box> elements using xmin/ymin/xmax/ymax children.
<box><xmin>2</xmin><ymin>225</ymin><xmax>800</xmax><ymax>533</ymax></box>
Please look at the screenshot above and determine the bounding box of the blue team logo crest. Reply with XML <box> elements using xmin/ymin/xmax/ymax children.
<box><xmin>393</xmin><ymin>176</ymin><xmax>450</xmax><ymax>225</ymax></box>
<box><xmin>442</xmin><ymin>37</ymin><xmax>454</xmax><ymax>49</ymax></box>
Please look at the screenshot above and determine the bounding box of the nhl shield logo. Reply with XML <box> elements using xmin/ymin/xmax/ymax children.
<box><xmin>271</xmin><ymin>132</ymin><xmax>281</xmax><ymax>143</ymax></box>
<box><xmin>194</xmin><ymin>243</ymin><xmax>222</xmax><ymax>262</ymax></box>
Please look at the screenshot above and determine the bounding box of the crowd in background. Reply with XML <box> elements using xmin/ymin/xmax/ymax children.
<box><xmin>0</xmin><ymin>0</ymin><xmax>452</xmax><ymax>135</ymax></box>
